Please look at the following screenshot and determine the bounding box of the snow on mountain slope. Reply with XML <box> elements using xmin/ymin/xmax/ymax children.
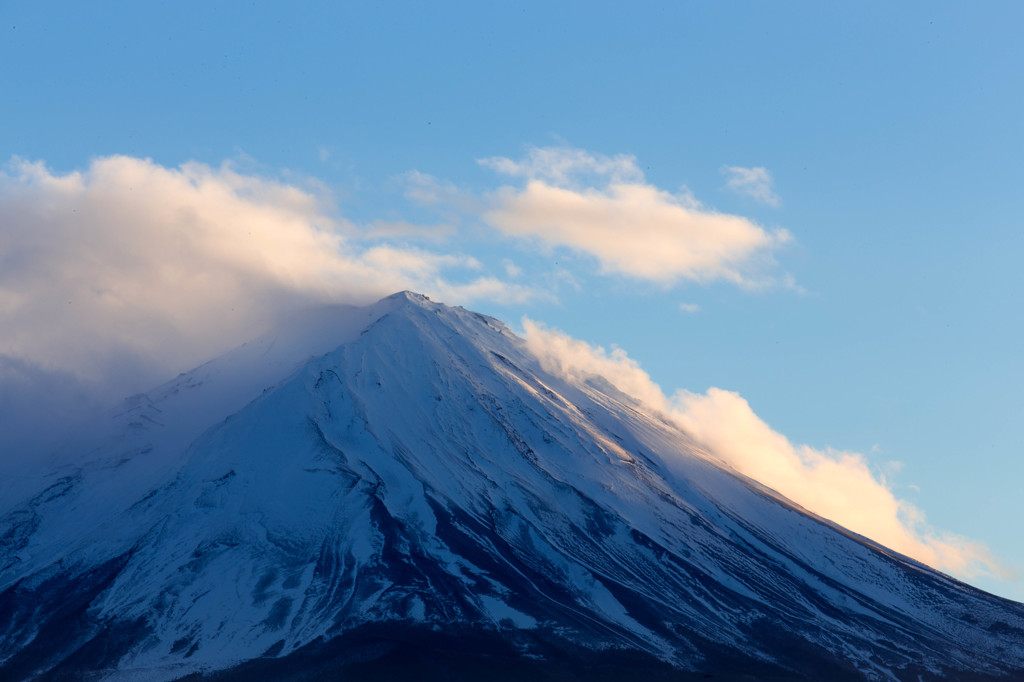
<box><xmin>2</xmin><ymin>291</ymin><xmax>1023</xmax><ymax>681</ymax></box>
<box><xmin>0</xmin><ymin>299</ymin><xmax>394</xmax><ymax>526</ymax></box>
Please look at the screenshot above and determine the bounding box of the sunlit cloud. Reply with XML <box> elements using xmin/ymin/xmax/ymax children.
<box><xmin>722</xmin><ymin>165</ymin><xmax>780</xmax><ymax>207</ymax></box>
<box><xmin>521</xmin><ymin>319</ymin><xmax>1005</xmax><ymax>581</ymax></box>
<box><xmin>481</xmin><ymin>147</ymin><xmax>791</xmax><ymax>287</ymax></box>
<box><xmin>522</xmin><ymin>319</ymin><xmax>671</xmax><ymax>413</ymax></box>
<box><xmin>0</xmin><ymin>155</ymin><xmax>533</xmax><ymax>429</ymax></box>
<box><xmin>671</xmin><ymin>388</ymin><xmax>1002</xmax><ymax>579</ymax></box>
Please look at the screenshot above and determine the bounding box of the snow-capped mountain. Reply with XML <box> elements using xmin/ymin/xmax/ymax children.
<box><xmin>2</xmin><ymin>291</ymin><xmax>1023</xmax><ymax>681</ymax></box>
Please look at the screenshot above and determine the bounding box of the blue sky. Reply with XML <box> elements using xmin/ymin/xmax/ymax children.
<box><xmin>2</xmin><ymin>1</ymin><xmax>1023</xmax><ymax>599</ymax></box>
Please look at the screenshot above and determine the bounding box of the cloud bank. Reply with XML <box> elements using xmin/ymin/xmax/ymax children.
<box><xmin>0</xmin><ymin>147</ymin><xmax>792</xmax><ymax>464</ymax></box>
<box><xmin>522</xmin><ymin>319</ymin><xmax>1002</xmax><ymax>580</ymax></box>
<box><xmin>0</xmin><ymin>156</ymin><xmax>537</xmax><ymax>382</ymax></box>
<box><xmin>0</xmin><ymin>155</ymin><xmax>538</xmax><ymax>460</ymax></box>
<box><xmin>481</xmin><ymin>147</ymin><xmax>790</xmax><ymax>287</ymax></box>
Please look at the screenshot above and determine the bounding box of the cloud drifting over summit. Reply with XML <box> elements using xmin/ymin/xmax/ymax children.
<box><xmin>481</xmin><ymin>147</ymin><xmax>791</xmax><ymax>287</ymax></box>
<box><xmin>0</xmin><ymin>155</ymin><xmax>532</xmax><ymax>438</ymax></box>
<box><xmin>522</xmin><ymin>319</ymin><xmax>1003</xmax><ymax>580</ymax></box>
<box><xmin>0</xmin><ymin>147</ymin><xmax>790</xmax><ymax>434</ymax></box>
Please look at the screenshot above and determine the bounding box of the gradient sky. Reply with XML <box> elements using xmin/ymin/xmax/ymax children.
<box><xmin>2</xmin><ymin>2</ymin><xmax>1022</xmax><ymax>600</ymax></box>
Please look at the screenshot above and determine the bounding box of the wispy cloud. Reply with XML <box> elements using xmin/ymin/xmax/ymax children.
<box><xmin>679</xmin><ymin>302</ymin><xmax>700</xmax><ymax>313</ymax></box>
<box><xmin>481</xmin><ymin>147</ymin><xmax>791</xmax><ymax>287</ymax></box>
<box><xmin>503</xmin><ymin>259</ymin><xmax>523</xmax><ymax>278</ymax></box>
<box><xmin>722</xmin><ymin>165</ymin><xmax>781</xmax><ymax>207</ymax></box>
<box><xmin>479</xmin><ymin>146</ymin><xmax>644</xmax><ymax>187</ymax></box>
<box><xmin>399</xmin><ymin>170</ymin><xmax>479</xmax><ymax>213</ymax></box>
<box><xmin>521</xmin><ymin>319</ymin><xmax>1005</xmax><ymax>581</ymax></box>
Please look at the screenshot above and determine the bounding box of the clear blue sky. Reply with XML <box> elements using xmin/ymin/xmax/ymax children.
<box><xmin>2</xmin><ymin>1</ymin><xmax>1022</xmax><ymax>600</ymax></box>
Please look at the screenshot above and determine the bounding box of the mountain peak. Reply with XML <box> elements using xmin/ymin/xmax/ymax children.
<box><xmin>3</xmin><ymin>295</ymin><xmax>1024</xmax><ymax>681</ymax></box>
<box><xmin>385</xmin><ymin>289</ymin><xmax>433</xmax><ymax>306</ymax></box>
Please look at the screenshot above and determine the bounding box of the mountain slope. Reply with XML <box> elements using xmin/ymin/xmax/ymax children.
<box><xmin>2</xmin><ymin>292</ymin><xmax>1023</xmax><ymax>681</ymax></box>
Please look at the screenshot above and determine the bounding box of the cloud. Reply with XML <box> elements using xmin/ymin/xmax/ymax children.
<box><xmin>671</xmin><ymin>388</ymin><xmax>1000</xmax><ymax>578</ymax></box>
<box><xmin>479</xmin><ymin>147</ymin><xmax>644</xmax><ymax>187</ymax></box>
<box><xmin>435</xmin><ymin>277</ymin><xmax>543</xmax><ymax>305</ymax></box>
<box><xmin>521</xmin><ymin>320</ymin><xmax>1004</xmax><ymax>580</ymax></box>
<box><xmin>522</xmin><ymin>319</ymin><xmax>671</xmax><ymax>413</ymax></box>
<box><xmin>0</xmin><ymin>355</ymin><xmax>111</xmax><ymax>471</ymax></box>
<box><xmin>679</xmin><ymin>302</ymin><xmax>700</xmax><ymax>313</ymax></box>
<box><xmin>722</xmin><ymin>165</ymin><xmax>780</xmax><ymax>207</ymax></box>
<box><xmin>399</xmin><ymin>170</ymin><xmax>480</xmax><ymax>214</ymax></box>
<box><xmin>503</xmin><ymin>259</ymin><xmax>523</xmax><ymax>278</ymax></box>
<box><xmin>0</xmin><ymin>155</ymin><xmax>535</xmax><ymax>457</ymax></box>
<box><xmin>481</xmin><ymin>147</ymin><xmax>791</xmax><ymax>287</ymax></box>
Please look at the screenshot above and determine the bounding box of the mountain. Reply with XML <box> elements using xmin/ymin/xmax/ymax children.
<box><xmin>2</xmin><ymin>291</ymin><xmax>1023</xmax><ymax>681</ymax></box>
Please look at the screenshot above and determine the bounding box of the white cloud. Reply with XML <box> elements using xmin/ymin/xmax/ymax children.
<box><xmin>0</xmin><ymin>155</ymin><xmax>534</xmax><ymax>413</ymax></box>
<box><xmin>481</xmin><ymin>147</ymin><xmax>791</xmax><ymax>287</ymax></box>
<box><xmin>679</xmin><ymin>302</ymin><xmax>700</xmax><ymax>313</ymax></box>
<box><xmin>722</xmin><ymin>165</ymin><xmax>780</xmax><ymax>207</ymax></box>
<box><xmin>521</xmin><ymin>320</ymin><xmax>1003</xmax><ymax>580</ymax></box>
<box><xmin>522</xmin><ymin>319</ymin><xmax>671</xmax><ymax>413</ymax></box>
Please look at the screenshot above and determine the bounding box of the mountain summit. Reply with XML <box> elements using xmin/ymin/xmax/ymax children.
<box><xmin>2</xmin><ymin>292</ymin><xmax>1023</xmax><ymax>681</ymax></box>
